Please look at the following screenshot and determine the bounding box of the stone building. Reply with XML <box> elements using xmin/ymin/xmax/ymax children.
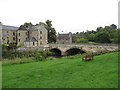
<box><xmin>2</xmin><ymin>24</ymin><xmax>19</xmax><ymax>44</ymax></box>
<box><xmin>57</xmin><ymin>32</ymin><xmax>72</xmax><ymax>44</ymax></box>
<box><xmin>1</xmin><ymin>22</ymin><xmax>48</xmax><ymax>47</ymax></box>
<box><xmin>22</xmin><ymin>22</ymin><xmax>48</xmax><ymax>47</ymax></box>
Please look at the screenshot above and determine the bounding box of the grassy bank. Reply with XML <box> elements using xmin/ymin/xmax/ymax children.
<box><xmin>2</xmin><ymin>52</ymin><xmax>118</xmax><ymax>88</ymax></box>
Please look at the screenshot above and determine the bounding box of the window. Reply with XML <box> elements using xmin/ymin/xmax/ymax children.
<box><xmin>6</xmin><ymin>31</ymin><xmax>9</xmax><ymax>35</ymax></box>
<box><xmin>13</xmin><ymin>32</ymin><xmax>15</xmax><ymax>35</ymax></box>
<box><xmin>19</xmin><ymin>33</ymin><xmax>20</xmax><ymax>36</ymax></box>
<box><xmin>40</xmin><ymin>37</ymin><xmax>42</xmax><ymax>39</ymax></box>
<box><xmin>33</xmin><ymin>42</ymin><xmax>35</xmax><ymax>46</ymax></box>
<box><xmin>40</xmin><ymin>41</ymin><xmax>42</xmax><ymax>45</ymax></box>
<box><xmin>40</xmin><ymin>31</ymin><xmax>42</xmax><ymax>34</ymax></box>
<box><xmin>13</xmin><ymin>37</ymin><xmax>15</xmax><ymax>40</ymax></box>
<box><xmin>19</xmin><ymin>39</ymin><xmax>20</xmax><ymax>42</ymax></box>
<box><xmin>7</xmin><ymin>40</ymin><xmax>9</xmax><ymax>44</ymax></box>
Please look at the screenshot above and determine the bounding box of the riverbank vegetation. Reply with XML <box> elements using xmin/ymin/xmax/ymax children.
<box><xmin>72</xmin><ymin>24</ymin><xmax>120</xmax><ymax>44</ymax></box>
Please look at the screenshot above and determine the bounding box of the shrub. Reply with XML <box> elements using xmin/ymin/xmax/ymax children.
<box><xmin>2</xmin><ymin>58</ymin><xmax>34</xmax><ymax>65</ymax></box>
<box><xmin>47</xmin><ymin>57</ymin><xmax>56</xmax><ymax>60</ymax></box>
<box><xmin>34</xmin><ymin>52</ymin><xmax>45</xmax><ymax>61</ymax></box>
<box><xmin>2</xmin><ymin>50</ymin><xmax>52</xmax><ymax>59</ymax></box>
<box><xmin>2</xmin><ymin>50</ymin><xmax>59</xmax><ymax>64</ymax></box>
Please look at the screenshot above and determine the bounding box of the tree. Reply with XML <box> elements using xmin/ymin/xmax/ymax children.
<box><xmin>111</xmin><ymin>29</ymin><xmax>120</xmax><ymax>44</ymax></box>
<box><xmin>94</xmin><ymin>32</ymin><xmax>111</xmax><ymax>43</ymax></box>
<box><xmin>46</xmin><ymin>20</ymin><xmax>52</xmax><ymax>27</ymax></box>
<box><xmin>45</xmin><ymin>20</ymin><xmax>57</xmax><ymax>43</ymax></box>
<box><xmin>76</xmin><ymin>32</ymin><xmax>79</xmax><ymax>34</ymax></box>
<box><xmin>18</xmin><ymin>22</ymin><xmax>33</xmax><ymax>30</ymax></box>
<box><xmin>76</xmin><ymin>38</ymin><xmax>88</xmax><ymax>43</ymax></box>
<box><xmin>91</xmin><ymin>30</ymin><xmax>96</xmax><ymax>34</ymax></box>
<box><xmin>118</xmin><ymin>29</ymin><xmax>120</xmax><ymax>44</ymax></box>
<box><xmin>72</xmin><ymin>33</ymin><xmax>88</xmax><ymax>43</ymax></box>
<box><xmin>96</xmin><ymin>27</ymin><xmax>103</xmax><ymax>32</ymax></box>
<box><xmin>87</xmin><ymin>33</ymin><xmax>95</xmax><ymax>42</ymax></box>
<box><xmin>110</xmin><ymin>24</ymin><xmax>117</xmax><ymax>30</ymax></box>
<box><xmin>79</xmin><ymin>32</ymin><xmax>85</xmax><ymax>37</ymax></box>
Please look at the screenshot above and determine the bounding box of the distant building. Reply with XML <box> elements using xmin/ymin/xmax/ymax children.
<box><xmin>1</xmin><ymin>22</ymin><xmax>48</xmax><ymax>47</ymax></box>
<box><xmin>57</xmin><ymin>32</ymin><xmax>72</xmax><ymax>44</ymax></box>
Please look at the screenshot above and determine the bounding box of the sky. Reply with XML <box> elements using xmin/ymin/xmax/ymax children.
<box><xmin>0</xmin><ymin>0</ymin><xmax>119</xmax><ymax>33</ymax></box>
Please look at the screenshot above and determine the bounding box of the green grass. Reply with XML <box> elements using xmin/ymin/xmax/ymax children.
<box><xmin>2</xmin><ymin>52</ymin><xmax>118</xmax><ymax>88</ymax></box>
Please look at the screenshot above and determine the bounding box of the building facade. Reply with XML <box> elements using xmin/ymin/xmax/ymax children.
<box><xmin>1</xmin><ymin>22</ymin><xmax>48</xmax><ymax>47</ymax></box>
<box><xmin>2</xmin><ymin>25</ymin><xmax>19</xmax><ymax>45</ymax></box>
<box><xmin>56</xmin><ymin>32</ymin><xmax>72</xmax><ymax>44</ymax></box>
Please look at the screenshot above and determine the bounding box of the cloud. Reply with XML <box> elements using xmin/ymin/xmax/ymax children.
<box><xmin>0</xmin><ymin>0</ymin><xmax>119</xmax><ymax>33</ymax></box>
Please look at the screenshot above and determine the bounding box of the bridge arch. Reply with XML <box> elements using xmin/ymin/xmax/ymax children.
<box><xmin>65</xmin><ymin>48</ymin><xmax>86</xmax><ymax>56</ymax></box>
<box><xmin>50</xmin><ymin>48</ymin><xmax>62</xmax><ymax>57</ymax></box>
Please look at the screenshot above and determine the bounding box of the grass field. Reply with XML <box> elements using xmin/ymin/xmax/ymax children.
<box><xmin>2</xmin><ymin>52</ymin><xmax>118</xmax><ymax>88</ymax></box>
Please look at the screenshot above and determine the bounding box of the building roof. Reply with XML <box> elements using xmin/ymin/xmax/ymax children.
<box><xmin>18</xmin><ymin>22</ymin><xmax>46</xmax><ymax>31</ymax></box>
<box><xmin>29</xmin><ymin>25</ymin><xmax>39</xmax><ymax>31</ymax></box>
<box><xmin>24</xmin><ymin>37</ymin><xmax>38</xmax><ymax>42</ymax></box>
<box><xmin>2</xmin><ymin>25</ymin><xmax>19</xmax><ymax>30</ymax></box>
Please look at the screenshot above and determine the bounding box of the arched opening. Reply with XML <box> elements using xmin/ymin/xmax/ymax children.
<box><xmin>50</xmin><ymin>48</ymin><xmax>62</xmax><ymax>57</ymax></box>
<box><xmin>65</xmin><ymin>48</ymin><xmax>85</xmax><ymax>56</ymax></box>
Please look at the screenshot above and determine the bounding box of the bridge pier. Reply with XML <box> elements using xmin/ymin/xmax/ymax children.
<box><xmin>61</xmin><ymin>52</ymin><xmax>65</xmax><ymax>56</ymax></box>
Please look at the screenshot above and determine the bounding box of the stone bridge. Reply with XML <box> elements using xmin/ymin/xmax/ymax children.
<box><xmin>48</xmin><ymin>44</ymin><xmax>118</xmax><ymax>56</ymax></box>
<box><xmin>18</xmin><ymin>44</ymin><xmax>118</xmax><ymax>56</ymax></box>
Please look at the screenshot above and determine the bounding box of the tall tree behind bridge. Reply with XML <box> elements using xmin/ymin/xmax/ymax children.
<box><xmin>45</xmin><ymin>20</ymin><xmax>56</xmax><ymax>43</ymax></box>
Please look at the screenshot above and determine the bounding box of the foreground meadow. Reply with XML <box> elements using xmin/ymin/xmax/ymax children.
<box><xmin>2</xmin><ymin>52</ymin><xmax>118</xmax><ymax>88</ymax></box>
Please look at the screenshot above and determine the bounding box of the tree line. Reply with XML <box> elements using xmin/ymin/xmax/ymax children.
<box><xmin>72</xmin><ymin>24</ymin><xmax>120</xmax><ymax>44</ymax></box>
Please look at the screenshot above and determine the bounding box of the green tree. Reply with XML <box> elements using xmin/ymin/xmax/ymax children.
<box><xmin>18</xmin><ymin>22</ymin><xmax>33</xmax><ymax>30</ymax></box>
<box><xmin>96</xmin><ymin>27</ymin><xmax>103</xmax><ymax>32</ymax></box>
<box><xmin>87</xmin><ymin>33</ymin><xmax>95</xmax><ymax>42</ymax></box>
<box><xmin>94</xmin><ymin>32</ymin><xmax>111</xmax><ymax>43</ymax></box>
<box><xmin>45</xmin><ymin>20</ymin><xmax>57</xmax><ymax>43</ymax></box>
<box><xmin>111</xmin><ymin>29</ymin><xmax>120</xmax><ymax>44</ymax></box>
<box><xmin>110</xmin><ymin>24</ymin><xmax>117</xmax><ymax>30</ymax></box>
<box><xmin>76</xmin><ymin>38</ymin><xmax>88</xmax><ymax>43</ymax></box>
<box><xmin>72</xmin><ymin>33</ymin><xmax>88</xmax><ymax>43</ymax></box>
<box><xmin>118</xmin><ymin>29</ymin><xmax>120</xmax><ymax>44</ymax></box>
